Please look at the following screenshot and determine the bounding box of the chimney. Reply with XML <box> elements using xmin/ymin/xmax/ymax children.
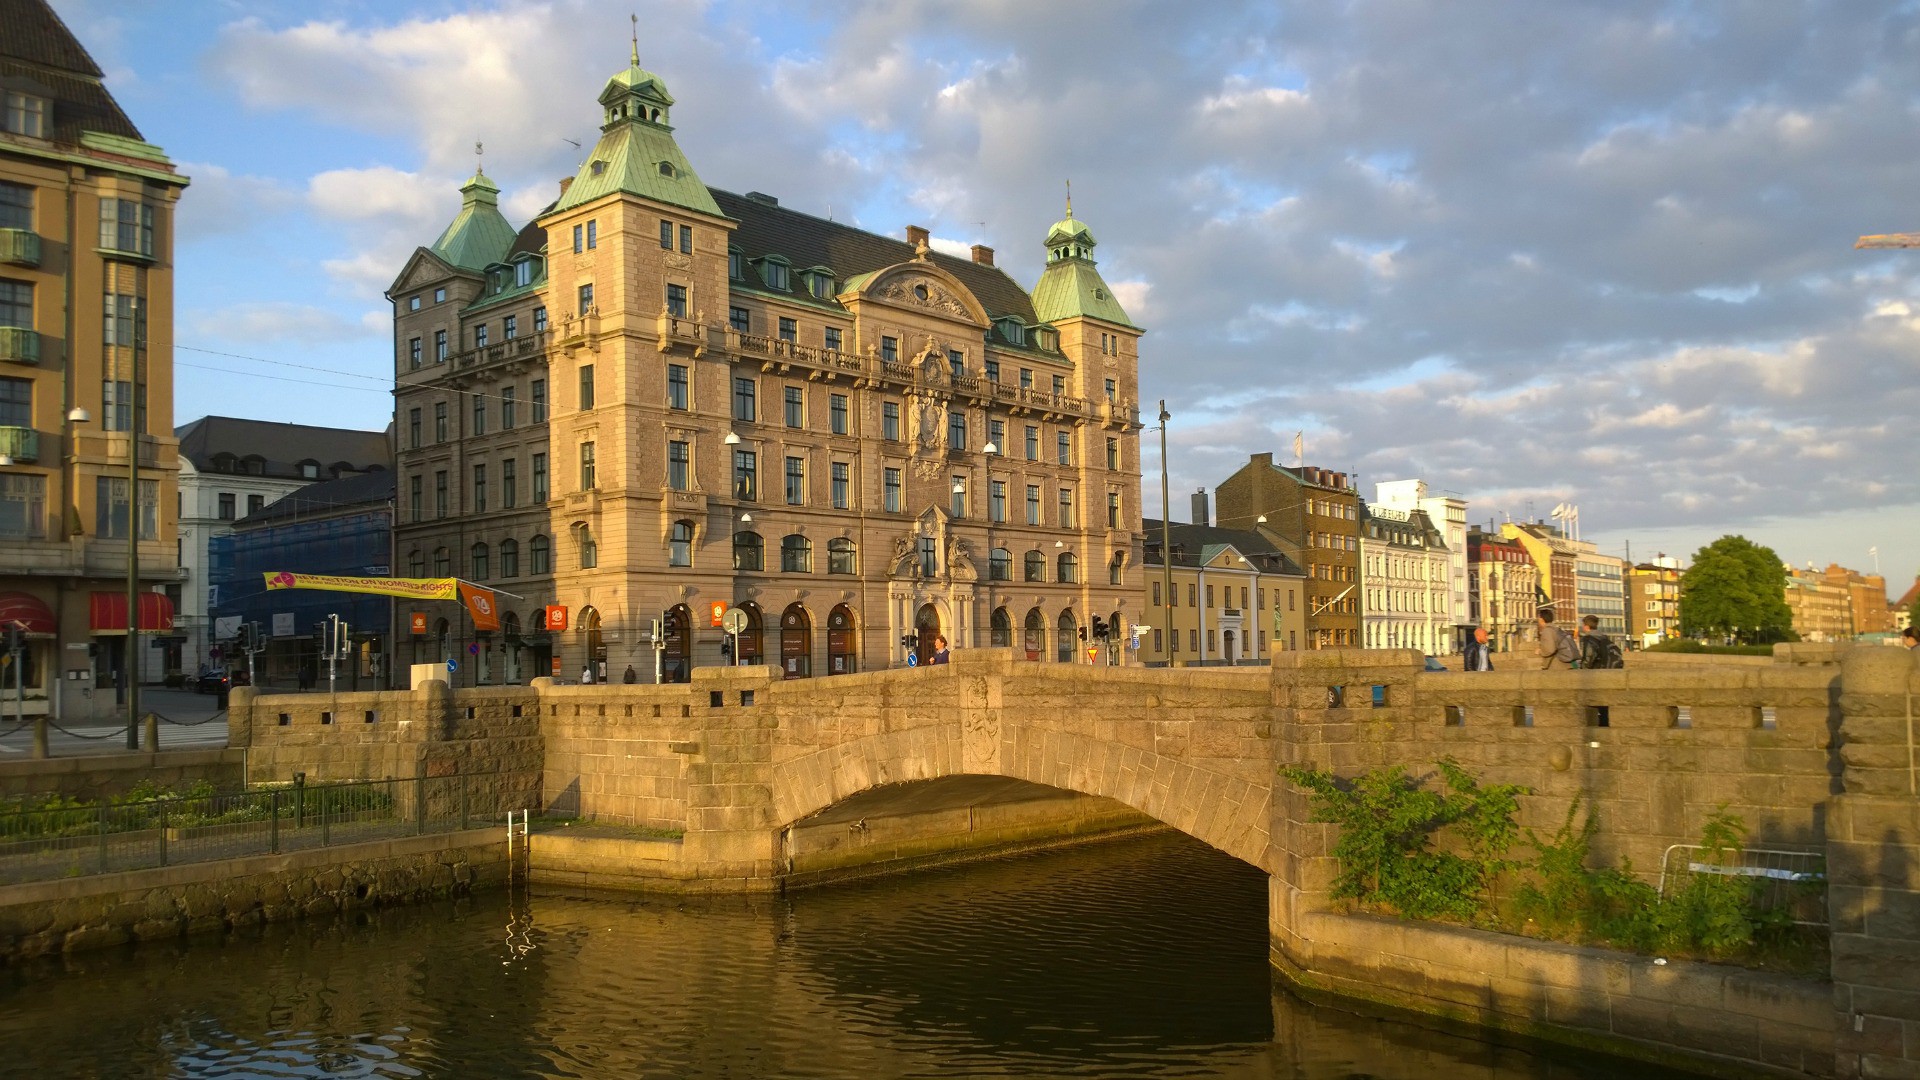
<box><xmin>744</xmin><ymin>191</ymin><xmax>779</xmax><ymax>206</ymax></box>
<box><xmin>970</xmin><ymin>244</ymin><xmax>995</xmax><ymax>266</ymax></box>
<box><xmin>1191</xmin><ymin>488</ymin><xmax>1211</xmax><ymax>527</ymax></box>
<box><xmin>906</xmin><ymin>225</ymin><xmax>930</xmax><ymax>247</ymax></box>
<box><xmin>557</xmin><ymin>176</ymin><xmax>574</xmax><ymax>197</ymax></box>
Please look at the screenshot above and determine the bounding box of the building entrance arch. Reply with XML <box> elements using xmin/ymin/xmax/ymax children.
<box><xmin>780</xmin><ymin>603</ymin><xmax>813</xmax><ymax>679</ymax></box>
<box><xmin>663</xmin><ymin>604</ymin><xmax>692</xmax><ymax>683</ymax></box>
<box><xmin>827</xmin><ymin>605</ymin><xmax>857</xmax><ymax>674</ymax></box>
<box><xmin>736</xmin><ymin>601</ymin><xmax>764</xmax><ymax>666</ymax></box>
<box><xmin>914</xmin><ymin>602</ymin><xmax>942</xmax><ymax>665</ymax></box>
<box><xmin>579</xmin><ymin>605</ymin><xmax>606</xmax><ymax>682</ymax></box>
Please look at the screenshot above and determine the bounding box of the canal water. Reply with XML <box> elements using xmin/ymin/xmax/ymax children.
<box><xmin>0</xmin><ymin>832</ymin><xmax>1691</xmax><ymax>1079</ymax></box>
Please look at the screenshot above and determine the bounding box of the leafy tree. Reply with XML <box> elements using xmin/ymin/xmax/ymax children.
<box><xmin>1680</xmin><ymin>535</ymin><xmax>1796</xmax><ymax>644</ymax></box>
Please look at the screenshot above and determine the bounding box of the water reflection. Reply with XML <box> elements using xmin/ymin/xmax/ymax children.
<box><xmin>0</xmin><ymin>832</ymin><xmax>1696</xmax><ymax>1078</ymax></box>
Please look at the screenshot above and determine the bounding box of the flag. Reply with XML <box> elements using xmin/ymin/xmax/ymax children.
<box><xmin>1292</xmin><ymin>431</ymin><xmax>1304</xmax><ymax>464</ymax></box>
<box><xmin>459</xmin><ymin>583</ymin><xmax>500</xmax><ymax>633</ymax></box>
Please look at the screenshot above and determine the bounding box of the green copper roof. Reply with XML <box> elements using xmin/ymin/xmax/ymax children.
<box><xmin>550</xmin><ymin>58</ymin><xmax>719</xmax><ymax>218</ymax></box>
<box><xmin>430</xmin><ymin>171</ymin><xmax>516</xmax><ymax>271</ymax></box>
<box><xmin>1032</xmin><ymin>253</ymin><xmax>1133</xmax><ymax>328</ymax></box>
<box><xmin>1045</xmin><ymin>214</ymin><xmax>1095</xmax><ymax>247</ymax></box>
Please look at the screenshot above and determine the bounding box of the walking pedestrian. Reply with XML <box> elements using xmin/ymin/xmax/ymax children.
<box><xmin>1536</xmin><ymin>608</ymin><xmax>1577</xmax><ymax>670</ymax></box>
<box><xmin>1464</xmin><ymin>626</ymin><xmax>1494</xmax><ymax>671</ymax></box>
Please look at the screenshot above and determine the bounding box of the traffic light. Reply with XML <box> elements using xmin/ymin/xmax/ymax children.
<box><xmin>1091</xmin><ymin>616</ymin><xmax>1109</xmax><ymax>642</ymax></box>
<box><xmin>899</xmin><ymin>632</ymin><xmax>919</xmax><ymax>651</ymax></box>
<box><xmin>1077</xmin><ymin>625</ymin><xmax>1088</xmax><ymax>642</ymax></box>
<box><xmin>720</xmin><ymin>635</ymin><xmax>734</xmax><ymax>660</ymax></box>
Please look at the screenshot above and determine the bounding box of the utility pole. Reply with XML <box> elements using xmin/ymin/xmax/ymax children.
<box><xmin>124</xmin><ymin>338</ymin><xmax>142</xmax><ymax>751</ymax></box>
<box><xmin>1157</xmin><ymin>401</ymin><xmax>1173</xmax><ymax>665</ymax></box>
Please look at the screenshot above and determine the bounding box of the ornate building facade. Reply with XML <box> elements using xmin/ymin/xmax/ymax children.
<box><xmin>1214</xmin><ymin>455</ymin><xmax>1362</xmax><ymax>648</ymax></box>
<box><xmin>391</xmin><ymin>55</ymin><xmax>1143</xmax><ymax>683</ymax></box>
<box><xmin>1359</xmin><ymin>503</ymin><xmax>1450</xmax><ymax>654</ymax></box>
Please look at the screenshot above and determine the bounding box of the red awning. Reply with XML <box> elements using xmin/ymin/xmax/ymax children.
<box><xmin>89</xmin><ymin>592</ymin><xmax>174</xmax><ymax>634</ymax></box>
<box><xmin>0</xmin><ymin>592</ymin><xmax>56</xmax><ymax>636</ymax></box>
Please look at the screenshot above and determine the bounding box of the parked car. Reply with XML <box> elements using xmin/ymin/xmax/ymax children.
<box><xmin>194</xmin><ymin>667</ymin><xmax>249</xmax><ymax>693</ymax></box>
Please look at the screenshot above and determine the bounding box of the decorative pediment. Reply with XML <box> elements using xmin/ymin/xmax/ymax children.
<box><xmin>387</xmin><ymin>246</ymin><xmax>466</xmax><ymax>298</ymax></box>
<box><xmin>861</xmin><ymin>263</ymin><xmax>990</xmax><ymax>327</ymax></box>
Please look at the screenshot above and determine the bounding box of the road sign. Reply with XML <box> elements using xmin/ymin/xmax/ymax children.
<box><xmin>721</xmin><ymin>608</ymin><xmax>749</xmax><ymax>635</ymax></box>
<box><xmin>467</xmin><ymin>643</ymin><xmax>480</xmax><ymax>655</ymax></box>
<box><xmin>445</xmin><ymin>660</ymin><xmax>457</xmax><ymax>672</ymax></box>
<box><xmin>905</xmin><ymin>653</ymin><xmax>919</xmax><ymax>667</ymax></box>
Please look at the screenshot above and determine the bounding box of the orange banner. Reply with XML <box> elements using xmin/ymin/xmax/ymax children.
<box><xmin>459</xmin><ymin>583</ymin><xmax>500</xmax><ymax>633</ymax></box>
<box><xmin>545</xmin><ymin>604</ymin><xmax>569</xmax><ymax>632</ymax></box>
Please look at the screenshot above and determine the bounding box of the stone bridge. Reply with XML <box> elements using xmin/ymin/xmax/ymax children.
<box><xmin>235</xmin><ymin>645</ymin><xmax>1920</xmax><ymax>1079</ymax></box>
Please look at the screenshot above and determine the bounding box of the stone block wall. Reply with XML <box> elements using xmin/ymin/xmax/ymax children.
<box><xmin>0</xmin><ymin>749</ymin><xmax>244</xmax><ymax>800</ymax></box>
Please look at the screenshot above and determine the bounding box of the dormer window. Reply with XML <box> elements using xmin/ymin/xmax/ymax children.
<box><xmin>728</xmin><ymin>249</ymin><xmax>744</xmax><ymax>280</ymax></box>
<box><xmin>994</xmin><ymin>317</ymin><xmax>1026</xmax><ymax>347</ymax></box>
<box><xmin>1034</xmin><ymin>328</ymin><xmax>1058</xmax><ymax>351</ymax></box>
<box><xmin>299</xmin><ymin>460</ymin><xmax>320</xmax><ymax>480</ymax></box>
<box><xmin>3</xmin><ymin>92</ymin><xmax>46</xmax><ymax>138</ymax></box>
<box><xmin>590</xmin><ymin>160</ymin><xmax>606</xmax><ymax>177</ymax></box>
<box><xmin>211</xmin><ymin>453</ymin><xmax>236</xmax><ymax>474</ymax></box>
<box><xmin>804</xmin><ymin>268</ymin><xmax>834</xmax><ymax>299</ymax></box>
<box><xmin>514</xmin><ymin>258</ymin><xmax>533</xmax><ymax>287</ymax></box>
<box><xmin>658</xmin><ymin>161</ymin><xmax>677</xmax><ymax>178</ymax></box>
<box><xmin>759</xmin><ymin>258</ymin><xmax>790</xmax><ymax>291</ymax></box>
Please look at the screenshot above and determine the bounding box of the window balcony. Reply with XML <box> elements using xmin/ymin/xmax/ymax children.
<box><xmin>0</xmin><ymin>229</ymin><xmax>39</xmax><ymax>268</ymax></box>
<box><xmin>0</xmin><ymin>427</ymin><xmax>35</xmax><ymax>463</ymax></box>
<box><xmin>0</xmin><ymin>327</ymin><xmax>38</xmax><ymax>365</ymax></box>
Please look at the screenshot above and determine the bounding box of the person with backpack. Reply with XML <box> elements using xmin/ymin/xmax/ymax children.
<box><xmin>1579</xmin><ymin>614</ymin><xmax>1624</xmax><ymax>670</ymax></box>
<box><xmin>1536</xmin><ymin>608</ymin><xmax>1578</xmax><ymax>670</ymax></box>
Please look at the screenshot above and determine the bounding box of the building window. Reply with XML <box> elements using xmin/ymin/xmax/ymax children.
<box><xmin>1058</xmin><ymin>487</ymin><xmax>1075</xmax><ymax>527</ymax></box>
<box><xmin>828</xmin><ymin>538</ymin><xmax>856</xmax><ymax>575</ymax></box>
<box><xmin>471</xmin><ymin>543</ymin><xmax>490</xmax><ymax>581</ymax></box>
<box><xmin>1057</xmin><ymin>432</ymin><xmax>1072</xmax><ymax>465</ymax></box>
<box><xmin>668</xmin><ymin>440</ymin><xmax>689</xmax><ymax>490</ymax></box>
<box><xmin>534</xmin><ymin>306</ymin><xmax>548</xmax><ymax>332</ymax></box>
<box><xmin>784</xmin><ymin>456</ymin><xmax>805</xmax><ymax>505</ymax></box>
<box><xmin>472</xmin><ymin>395</ymin><xmax>486</xmax><ymax>436</ymax></box>
<box><xmin>1024</xmin><ymin>426</ymin><xmax>1038</xmax><ymax>460</ymax></box>
<box><xmin>405</xmin><ymin>550</ymin><xmax>425</xmax><ymax>577</ymax></box>
<box><xmin>1052</xmin><ymin>374</ymin><xmax>1066</xmax><ymax>395</ymax></box>
<box><xmin>730</xmin><ymin>306</ymin><xmax>750</xmax><ymax>333</ymax></box>
<box><xmin>784</xmin><ymin>385</ymin><xmax>804</xmax><ymax>428</ymax></box>
<box><xmin>579</xmin><ymin>364</ymin><xmax>594</xmax><ymax>410</ymax></box>
<box><xmin>667</xmin><ymin>365</ymin><xmax>688</xmax><ymax>409</ymax></box>
<box><xmin>733</xmin><ymin>531</ymin><xmax>763</xmax><ymax>571</ymax></box>
<box><xmin>734</xmin><ymin>449</ymin><xmax>757</xmax><ymax>500</ymax></box>
<box><xmin>831</xmin><ymin>462</ymin><xmax>850</xmax><ymax>509</ymax></box>
<box><xmin>434</xmin><ymin>402</ymin><xmax>448</xmax><ymax>442</ymax></box>
<box><xmin>950</xmin><ymin>476</ymin><xmax>966</xmax><ymax>519</ymax></box>
<box><xmin>1026</xmin><ymin>484</ymin><xmax>1040</xmax><ymax>525</ymax></box>
<box><xmin>99</xmin><ymin>199</ymin><xmax>155</xmax><ymax>257</ymax></box>
<box><xmin>830</xmin><ymin>394</ymin><xmax>848</xmax><ymax>435</ymax></box>
<box><xmin>434</xmin><ymin>471</ymin><xmax>448</xmax><ymax>517</ymax></box>
<box><xmin>0</xmin><ymin>183</ymin><xmax>26</xmax><ymax>230</ymax></box>
<box><xmin>408</xmin><ymin>408</ymin><xmax>422</xmax><ymax>447</ymax></box>
<box><xmin>1107</xmin><ymin>490</ymin><xmax>1120</xmax><ymax>528</ymax></box>
<box><xmin>531</xmin><ymin>379</ymin><xmax>547</xmax><ymax>422</ymax></box>
<box><xmin>408</xmin><ymin>475</ymin><xmax>421</xmax><ymax>523</ymax></box>
<box><xmin>408</xmin><ymin>296</ymin><xmax>421</xmax><ymax>312</ymax></box>
<box><xmin>1106</xmin><ymin>438</ymin><xmax>1118</xmax><ymax>470</ymax></box>
<box><xmin>435</xmin><ymin>329</ymin><xmax>448</xmax><ymax>362</ymax></box>
<box><xmin>825</xmin><ymin>327</ymin><xmax>842</xmax><ymax>352</ymax></box>
<box><xmin>669</xmin><ymin>521</ymin><xmax>693</xmax><ymax>567</ymax></box>
<box><xmin>989</xmin><ymin>548</ymin><xmax>1011</xmax><ymax>581</ymax></box>
<box><xmin>947</xmin><ymin>410</ymin><xmax>967</xmax><ymax>450</ymax></box>
<box><xmin>1024</xmin><ymin>550</ymin><xmax>1045</xmax><ymax>582</ymax></box>
<box><xmin>763</xmin><ymin>261</ymin><xmax>789</xmax><ymax>291</ymax></box>
<box><xmin>433</xmin><ymin>548</ymin><xmax>450</xmax><ymax>576</ymax></box>
<box><xmin>3</xmin><ymin>91</ymin><xmax>47</xmax><ymax>138</ymax></box>
<box><xmin>577</xmin><ymin>283</ymin><xmax>594</xmax><ymax>316</ymax></box>
<box><xmin>1019</xmin><ymin>368</ymin><xmax>1033</xmax><ymax>390</ymax></box>
<box><xmin>217</xmin><ymin>492</ymin><xmax>235</xmax><ymax>520</ymax></box>
<box><xmin>733</xmin><ymin>377</ymin><xmax>756</xmax><ymax>422</ymax></box>
<box><xmin>503</xmin><ymin>459</ymin><xmax>517</xmax><ymax>508</ymax></box>
<box><xmin>587</xmin><ymin>220</ymin><xmax>598</xmax><ymax>249</ymax></box>
<box><xmin>578</xmin><ymin>526</ymin><xmax>597</xmax><ymax>569</ymax></box>
<box><xmin>500</xmin><ymin>538</ymin><xmax>519</xmax><ymax>578</ymax></box>
<box><xmin>680</xmin><ymin>224</ymin><xmax>692</xmax><ymax>254</ymax></box>
<box><xmin>884</xmin><ymin>468</ymin><xmax>901</xmax><ymax>513</ymax></box>
<box><xmin>881</xmin><ymin>336</ymin><xmax>898</xmax><ymax>363</ymax></box>
<box><xmin>472</xmin><ymin>464</ymin><xmax>487</xmax><ymax>512</ymax></box>
<box><xmin>781</xmin><ymin>534</ymin><xmax>811</xmax><ymax>573</ymax></box>
<box><xmin>989</xmin><ymin>480</ymin><xmax>1006</xmax><ymax>522</ymax></box>
<box><xmin>984</xmin><ymin>359</ymin><xmax>1000</xmax><ymax>383</ymax></box>
<box><xmin>659</xmin><ymin>219</ymin><xmax>673</xmax><ymax>249</ymax></box>
<box><xmin>919</xmin><ymin>537</ymin><xmax>938</xmax><ymax>578</ymax></box>
<box><xmin>778</xmin><ymin>317</ymin><xmax>796</xmax><ymax>343</ymax></box>
<box><xmin>728</xmin><ymin>250</ymin><xmax>745</xmax><ymax>279</ymax></box>
<box><xmin>504</xmin><ymin>314</ymin><xmax>517</xmax><ymax>339</ymax></box>
<box><xmin>572</xmin><ymin>224</ymin><xmax>583</xmax><ymax>253</ymax></box>
<box><xmin>530</xmin><ymin>534</ymin><xmax>551</xmax><ymax>575</ymax></box>
<box><xmin>102</xmin><ymin>291</ymin><xmax>145</xmax><ymax>349</ymax></box>
<box><xmin>579</xmin><ymin>442</ymin><xmax>596</xmax><ymax>489</ymax></box>
<box><xmin>665</xmin><ymin>283</ymin><xmax>688</xmax><ymax>318</ymax></box>
<box><xmin>475</xmin><ymin>324</ymin><xmax>489</xmax><ymax>349</ymax></box>
<box><xmin>408</xmin><ymin>337</ymin><xmax>421</xmax><ymax>369</ymax></box>
<box><xmin>502</xmin><ymin>387</ymin><xmax>516</xmax><ymax>428</ymax></box>
<box><xmin>882</xmin><ymin>402</ymin><xmax>900</xmax><ymax>441</ymax></box>
<box><xmin>948</xmin><ymin>350</ymin><xmax>965</xmax><ymax>378</ymax></box>
<box><xmin>101</xmin><ymin>379</ymin><xmax>148</xmax><ymax>433</ymax></box>
<box><xmin>1057</xmin><ymin>552</ymin><xmax>1078</xmax><ymax>584</ymax></box>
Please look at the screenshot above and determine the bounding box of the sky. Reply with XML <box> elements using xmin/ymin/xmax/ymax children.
<box><xmin>49</xmin><ymin>0</ymin><xmax>1920</xmax><ymax>592</ymax></box>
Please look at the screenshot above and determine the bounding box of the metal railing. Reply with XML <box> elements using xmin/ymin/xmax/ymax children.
<box><xmin>0</xmin><ymin>774</ymin><xmax>510</xmax><ymax>885</ymax></box>
<box><xmin>1658</xmin><ymin>843</ymin><xmax>1828</xmax><ymax>927</ymax></box>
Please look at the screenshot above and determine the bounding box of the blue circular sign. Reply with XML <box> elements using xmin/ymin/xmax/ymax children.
<box><xmin>446</xmin><ymin>660</ymin><xmax>458</xmax><ymax>672</ymax></box>
<box><xmin>905</xmin><ymin>653</ymin><xmax>919</xmax><ymax>667</ymax></box>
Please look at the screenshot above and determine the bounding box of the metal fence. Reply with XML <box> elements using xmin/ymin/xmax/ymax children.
<box><xmin>1657</xmin><ymin>843</ymin><xmax>1828</xmax><ymax>927</ymax></box>
<box><xmin>0</xmin><ymin>774</ymin><xmax>510</xmax><ymax>886</ymax></box>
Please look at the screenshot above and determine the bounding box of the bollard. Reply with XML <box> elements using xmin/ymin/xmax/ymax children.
<box><xmin>31</xmin><ymin>717</ymin><xmax>46</xmax><ymax>759</ymax></box>
<box><xmin>293</xmin><ymin>771</ymin><xmax>306</xmax><ymax>830</ymax></box>
<box><xmin>143</xmin><ymin>713</ymin><xmax>158</xmax><ymax>752</ymax></box>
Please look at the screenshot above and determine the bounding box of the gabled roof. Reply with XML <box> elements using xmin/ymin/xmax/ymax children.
<box><xmin>712</xmin><ymin>189</ymin><xmax>1045</xmax><ymax>326</ymax></box>
<box><xmin>175</xmin><ymin>416</ymin><xmax>389</xmax><ymax>478</ymax></box>
<box><xmin>0</xmin><ymin>0</ymin><xmax>143</xmax><ymax>144</ymax></box>
<box><xmin>1141</xmin><ymin>518</ymin><xmax>1306</xmax><ymax>577</ymax></box>
<box><xmin>430</xmin><ymin>171</ymin><xmax>517</xmax><ymax>271</ymax></box>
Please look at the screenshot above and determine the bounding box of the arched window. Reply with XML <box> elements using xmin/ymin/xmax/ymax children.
<box><xmin>470</xmin><ymin>542</ymin><xmax>489</xmax><ymax>581</ymax></box>
<box><xmin>733</xmin><ymin>530</ymin><xmax>763</xmax><ymax>571</ymax></box>
<box><xmin>989</xmin><ymin>548</ymin><xmax>1011</xmax><ymax>581</ymax></box>
<box><xmin>1023</xmin><ymin>550</ymin><xmax>1045</xmax><ymax>582</ymax></box>
<box><xmin>576</xmin><ymin>524</ymin><xmax>598</xmax><ymax>569</ymax></box>
<box><xmin>1109</xmin><ymin>551</ymin><xmax>1125</xmax><ymax>585</ymax></box>
<box><xmin>499</xmin><ymin>538</ymin><xmax>519</xmax><ymax>578</ymax></box>
<box><xmin>990</xmin><ymin>607</ymin><xmax>1012</xmax><ymax>647</ymax></box>
<box><xmin>529</xmin><ymin>534</ymin><xmax>551</xmax><ymax>575</ymax></box>
<box><xmin>781</xmin><ymin>534</ymin><xmax>812</xmax><ymax>573</ymax></box>
<box><xmin>502</xmin><ymin>610</ymin><xmax>520</xmax><ymax>640</ymax></box>
<box><xmin>432</xmin><ymin>547</ymin><xmax>450</xmax><ymax>576</ymax></box>
<box><xmin>1057</xmin><ymin>552</ymin><xmax>1078</xmax><ymax>583</ymax></box>
<box><xmin>298</xmin><ymin>459</ymin><xmax>320</xmax><ymax>479</ymax></box>
<box><xmin>1056</xmin><ymin>609</ymin><xmax>1078</xmax><ymax>663</ymax></box>
<box><xmin>668</xmin><ymin>520</ymin><xmax>693</xmax><ymax>567</ymax></box>
<box><xmin>408</xmin><ymin>549</ymin><xmax>425</xmax><ymax>577</ymax></box>
<box><xmin>827</xmin><ymin>538</ymin><xmax>855</xmax><ymax>575</ymax></box>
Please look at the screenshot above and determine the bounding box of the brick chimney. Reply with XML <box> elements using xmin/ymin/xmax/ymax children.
<box><xmin>906</xmin><ymin>225</ymin><xmax>930</xmax><ymax>247</ymax></box>
<box><xmin>970</xmin><ymin>244</ymin><xmax>995</xmax><ymax>266</ymax></box>
<box><xmin>558</xmin><ymin>176</ymin><xmax>574</xmax><ymax>197</ymax></box>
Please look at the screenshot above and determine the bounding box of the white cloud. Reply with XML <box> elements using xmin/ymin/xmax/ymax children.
<box><xmin>307</xmin><ymin>166</ymin><xmax>446</xmax><ymax>225</ymax></box>
<box><xmin>183</xmin><ymin>301</ymin><xmax>381</xmax><ymax>346</ymax></box>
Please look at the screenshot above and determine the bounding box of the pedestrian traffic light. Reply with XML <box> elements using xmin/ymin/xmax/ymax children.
<box><xmin>899</xmin><ymin>632</ymin><xmax>918</xmax><ymax>651</ymax></box>
<box><xmin>1077</xmin><ymin>625</ymin><xmax>1088</xmax><ymax>642</ymax></box>
<box><xmin>1091</xmin><ymin>616</ymin><xmax>1109</xmax><ymax>641</ymax></box>
<box><xmin>720</xmin><ymin>635</ymin><xmax>734</xmax><ymax>660</ymax></box>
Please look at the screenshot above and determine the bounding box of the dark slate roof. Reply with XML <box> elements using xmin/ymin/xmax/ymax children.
<box><xmin>238</xmin><ymin>470</ymin><xmax>395</xmax><ymax>528</ymax></box>
<box><xmin>175</xmin><ymin>416</ymin><xmax>390</xmax><ymax>479</ymax></box>
<box><xmin>506</xmin><ymin>210</ymin><xmax>551</xmax><ymax>260</ymax></box>
<box><xmin>1140</xmin><ymin>518</ymin><xmax>1306</xmax><ymax>577</ymax></box>
<box><xmin>711</xmin><ymin>188</ymin><xmax>1043</xmax><ymax>326</ymax></box>
<box><xmin>0</xmin><ymin>0</ymin><xmax>142</xmax><ymax>143</ymax></box>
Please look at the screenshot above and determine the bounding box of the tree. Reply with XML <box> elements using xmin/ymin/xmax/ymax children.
<box><xmin>1679</xmin><ymin>535</ymin><xmax>1796</xmax><ymax>644</ymax></box>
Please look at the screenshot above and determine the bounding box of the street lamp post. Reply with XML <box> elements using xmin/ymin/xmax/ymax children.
<box><xmin>124</xmin><ymin>336</ymin><xmax>142</xmax><ymax>750</ymax></box>
<box><xmin>1154</xmin><ymin>402</ymin><xmax>1172</xmax><ymax>666</ymax></box>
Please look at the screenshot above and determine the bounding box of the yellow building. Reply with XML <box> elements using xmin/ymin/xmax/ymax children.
<box><xmin>1138</xmin><ymin>517</ymin><xmax>1305</xmax><ymax>665</ymax></box>
<box><xmin>0</xmin><ymin>2</ymin><xmax>187</xmax><ymax>718</ymax></box>
<box><xmin>1626</xmin><ymin>557</ymin><xmax>1681</xmax><ymax>647</ymax></box>
<box><xmin>392</xmin><ymin>54</ymin><xmax>1144</xmax><ymax>681</ymax></box>
<box><xmin>1785</xmin><ymin>564</ymin><xmax>1853</xmax><ymax>642</ymax></box>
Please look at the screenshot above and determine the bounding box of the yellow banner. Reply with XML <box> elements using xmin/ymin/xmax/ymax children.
<box><xmin>263</xmin><ymin>572</ymin><xmax>457</xmax><ymax>601</ymax></box>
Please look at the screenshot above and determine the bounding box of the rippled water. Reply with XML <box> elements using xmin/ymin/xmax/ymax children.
<box><xmin>0</xmin><ymin>833</ymin><xmax>1692</xmax><ymax>1078</ymax></box>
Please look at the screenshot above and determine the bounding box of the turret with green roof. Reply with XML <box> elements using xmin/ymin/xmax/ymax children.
<box><xmin>429</xmin><ymin>169</ymin><xmax>517</xmax><ymax>271</ymax></box>
<box><xmin>549</xmin><ymin>45</ymin><xmax>721</xmax><ymax>219</ymax></box>
<box><xmin>1030</xmin><ymin>198</ymin><xmax>1134</xmax><ymax>328</ymax></box>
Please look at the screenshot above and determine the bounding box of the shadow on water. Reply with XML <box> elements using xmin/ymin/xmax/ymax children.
<box><xmin>0</xmin><ymin>832</ymin><xmax>1707</xmax><ymax>1079</ymax></box>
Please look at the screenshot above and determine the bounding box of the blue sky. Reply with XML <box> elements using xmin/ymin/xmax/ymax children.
<box><xmin>52</xmin><ymin>0</ymin><xmax>1920</xmax><ymax>592</ymax></box>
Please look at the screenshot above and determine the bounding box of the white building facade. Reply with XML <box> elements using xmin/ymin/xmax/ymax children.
<box><xmin>1360</xmin><ymin>503</ymin><xmax>1451</xmax><ymax>654</ymax></box>
<box><xmin>1373</xmin><ymin>479</ymin><xmax>1468</xmax><ymax>653</ymax></box>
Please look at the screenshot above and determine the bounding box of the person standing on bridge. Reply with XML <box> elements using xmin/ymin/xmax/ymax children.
<box><xmin>930</xmin><ymin>635</ymin><xmax>950</xmax><ymax>664</ymax></box>
<box><xmin>1464</xmin><ymin>626</ymin><xmax>1493</xmax><ymax>671</ymax></box>
<box><xmin>1536</xmin><ymin>609</ymin><xmax>1576</xmax><ymax>671</ymax></box>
